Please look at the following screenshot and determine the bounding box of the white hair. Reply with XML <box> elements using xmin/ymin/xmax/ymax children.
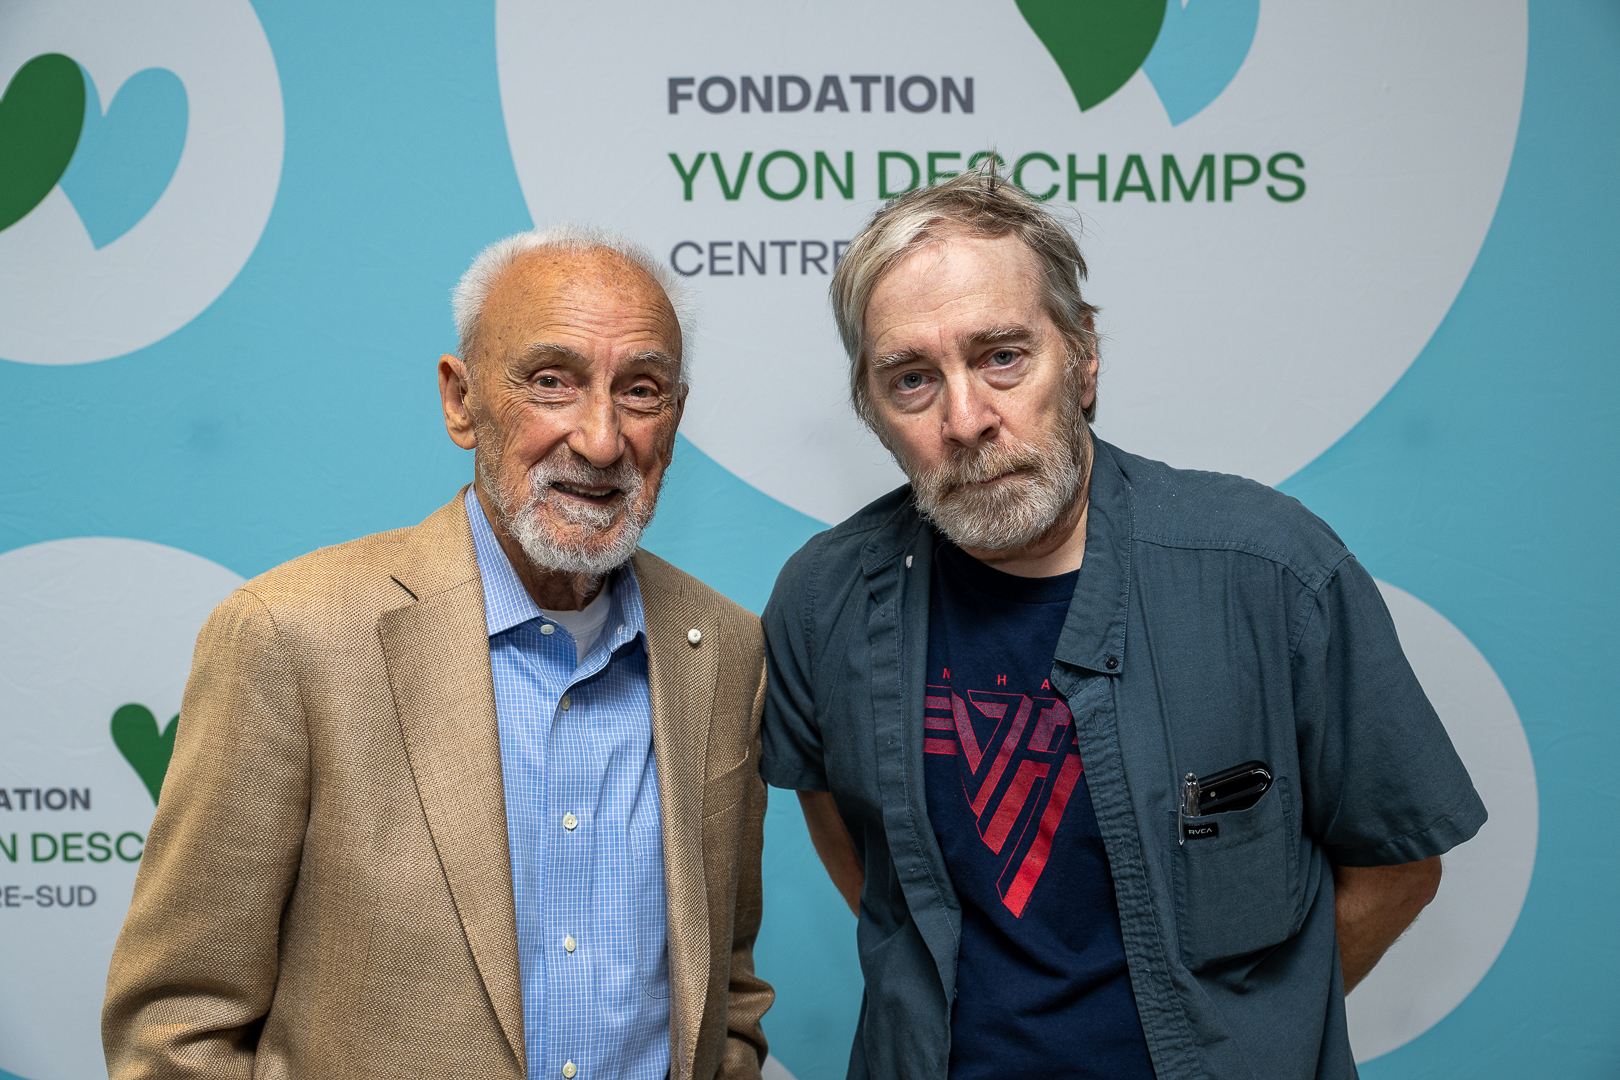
<box><xmin>451</xmin><ymin>223</ymin><xmax>694</xmax><ymax>383</ymax></box>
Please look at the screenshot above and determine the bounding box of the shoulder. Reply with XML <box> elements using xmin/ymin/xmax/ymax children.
<box><xmin>774</xmin><ymin>483</ymin><xmax>921</xmax><ymax>601</ymax></box>
<box><xmin>1103</xmin><ymin>441</ymin><xmax>1351</xmax><ymax>591</ymax></box>
<box><xmin>242</xmin><ymin>525</ymin><xmax>416</xmax><ymax>600</ymax></box>
<box><xmin>230</xmin><ymin>495</ymin><xmax>473</xmax><ymax>636</ymax></box>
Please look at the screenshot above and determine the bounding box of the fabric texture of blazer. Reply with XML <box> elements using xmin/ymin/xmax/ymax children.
<box><xmin>102</xmin><ymin>492</ymin><xmax>773</xmax><ymax>1080</ymax></box>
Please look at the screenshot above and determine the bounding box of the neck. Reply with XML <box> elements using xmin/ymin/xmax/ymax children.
<box><xmin>958</xmin><ymin>489</ymin><xmax>1089</xmax><ymax>578</ymax></box>
<box><xmin>474</xmin><ymin>483</ymin><xmax>607</xmax><ymax>611</ymax></box>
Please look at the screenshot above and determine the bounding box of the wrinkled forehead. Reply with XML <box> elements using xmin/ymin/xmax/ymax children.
<box><xmin>866</xmin><ymin>234</ymin><xmax>1049</xmax><ymax>338</ymax></box>
<box><xmin>484</xmin><ymin>247</ymin><xmax>682</xmax><ymax>363</ymax></box>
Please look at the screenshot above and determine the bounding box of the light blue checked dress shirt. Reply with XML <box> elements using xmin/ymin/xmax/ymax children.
<box><xmin>466</xmin><ymin>489</ymin><xmax>670</xmax><ymax>1080</ymax></box>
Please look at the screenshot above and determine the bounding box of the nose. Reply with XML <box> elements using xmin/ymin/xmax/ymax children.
<box><xmin>940</xmin><ymin>374</ymin><xmax>1000</xmax><ymax>448</ymax></box>
<box><xmin>569</xmin><ymin>389</ymin><xmax>625</xmax><ymax>469</ymax></box>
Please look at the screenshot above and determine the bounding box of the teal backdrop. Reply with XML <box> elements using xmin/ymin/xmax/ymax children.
<box><xmin>0</xmin><ymin>2</ymin><xmax>1615</xmax><ymax>1077</ymax></box>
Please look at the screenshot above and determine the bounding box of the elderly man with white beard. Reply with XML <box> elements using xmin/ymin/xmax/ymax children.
<box><xmin>759</xmin><ymin>170</ymin><xmax>1486</xmax><ymax>1080</ymax></box>
<box><xmin>104</xmin><ymin>228</ymin><xmax>774</xmax><ymax>1080</ymax></box>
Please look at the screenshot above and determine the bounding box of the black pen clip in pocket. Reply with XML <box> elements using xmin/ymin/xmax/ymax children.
<box><xmin>1178</xmin><ymin>760</ymin><xmax>1272</xmax><ymax>844</ymax></box>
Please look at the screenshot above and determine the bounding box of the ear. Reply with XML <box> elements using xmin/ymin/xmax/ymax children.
<box><xmin>439</xmin><ymin>354</ymin><xmax>479</xmax><ymax>450</ymax></box>
<box><xmin>1078</xmin><ymin>313</ymin><xmax>1100</xmax><ymax>410</ymax></box>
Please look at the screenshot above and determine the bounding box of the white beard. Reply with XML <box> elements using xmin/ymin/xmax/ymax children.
<box><xmin>478</xmin><ymin>443</ymin><xmax>654</xmax><ymax>577</ymax></box>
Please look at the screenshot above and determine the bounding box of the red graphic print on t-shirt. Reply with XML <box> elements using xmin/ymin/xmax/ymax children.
<box><xmin>924</xmin><ymin>683</ymin><xmax>1084</xmax><ymax>916</ymax></box>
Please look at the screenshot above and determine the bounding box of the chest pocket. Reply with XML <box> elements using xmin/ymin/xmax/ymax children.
<box><xmin>1169</xmin><ymin>775</ymin><xmax>1300</xmax><ymax>970</ymax></box>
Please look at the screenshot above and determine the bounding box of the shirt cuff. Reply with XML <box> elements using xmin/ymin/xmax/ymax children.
<box><xmin>1326</xmin><ymin>789</ymin><xmax>1489</xmax><ymax>867</ymax></box>
<box><xmin>760</xmin><ymin>755</ymin><xmax>829</xmax><ymax>792</ymax></box>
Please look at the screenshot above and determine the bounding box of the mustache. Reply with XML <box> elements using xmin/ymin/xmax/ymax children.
<box><xmin>528</xmin><ymin>451</ymin><xmax>642</xmax><ymax>503</ymax></box>
<box><xmin>922</xmin><ymin>441</ymin><xmax>1045</xmax><ymax>495</ymax></box>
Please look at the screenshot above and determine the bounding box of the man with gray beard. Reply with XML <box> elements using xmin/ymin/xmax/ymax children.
<box><xmin>759</xmin><ymin>170</ymin><xmax>1485</xmax><ymax>1080</ymax></box>
<box><xmin>104</xmin><ymin>228</ymin><xmax>774</xmax><ymax>1080</ymax></box>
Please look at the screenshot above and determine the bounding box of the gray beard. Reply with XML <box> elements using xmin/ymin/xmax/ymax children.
<box><xmin>904</xmin><ymin>402</ymin><xmax>1088</xmax><ymax>552</ymax></box>
<box><xmin>477</xmin><ymin>443</ymin><xmax>653</xmax><ymax>578</ymax></box>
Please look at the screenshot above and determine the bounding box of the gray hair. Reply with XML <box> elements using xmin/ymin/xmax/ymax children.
<box><xmin>451</xmin><ymin>223</ymin><xmax>694</xmax><ymax>383</ymax></box>
<box><xmin>831</xmin><ymin>163</ymin><xmax>1099</xmax><ymax>426</ymax></box>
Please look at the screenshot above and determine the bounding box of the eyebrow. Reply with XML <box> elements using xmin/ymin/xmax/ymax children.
<box><xmin>870</xmin><ymin>324</ymin><xmax>1037</xmax><ymax>371</ymax></box>
<box><xmin>517</xmin><ymin>342</ymin><xmax>681</xmax><ymax>374</ymax></box>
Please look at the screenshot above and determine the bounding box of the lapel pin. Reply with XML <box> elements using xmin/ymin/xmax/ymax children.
<box><xmin>688</xmin><ymin>628</ymin><xmax>702</xmax><ymax>645</ymax></box>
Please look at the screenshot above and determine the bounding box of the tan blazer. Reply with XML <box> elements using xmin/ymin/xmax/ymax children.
<box><xmin>103</xmin><ymin>493</ymin><xmax>773</xmax><ymax>1079</ymax></box>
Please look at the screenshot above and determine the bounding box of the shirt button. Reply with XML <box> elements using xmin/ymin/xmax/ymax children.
<box><xmin>688</xmin><ymin>627</ymin><xmax>702</xmax><ymax>644</ymax></box>
<box><xmin>1105</xmin><ymin>655</ymin><xmax>1119</xmax><ymax>670</ymax></box>
<box><xmin>562</xmin><ymin>813</ymin><xmax>578</xmax><ymax>831</ymax></box>
<box><xmin>564</xmin><ymin>934</ymin><xmax>576</xmax><ymax>953</ymax></box>
<box><xmin>559</xmin><ymin>694</ymin><xmax>571</xmax><ymax>711</ymax></box>
<box><xmin>563</xmin><ymin>1063</ymin><xmax>576</xmax><ymax>1079</ymax></box>
<box><xmin>540</xmin><ymin>623</ymin><xmax>555</xmax><ymax>636</ymax></box>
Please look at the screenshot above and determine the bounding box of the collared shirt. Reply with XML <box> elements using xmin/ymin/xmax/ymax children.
<box><xmin>467</xmin><ymin>489</ymin><xmax>670</xmax><ymax>1080</ymax></box>
<box><xmin>760</xmin><ymin>439</ymin><xmax>1486</xmax><ymax>1080</ymax></box>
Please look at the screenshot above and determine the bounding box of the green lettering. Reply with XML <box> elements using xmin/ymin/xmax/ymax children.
<box><xmin>967</xmin><ymin>151</ymin><xmax>1006</xmax><ymax>174</ymax></box>
<box><xmin>928</xmin><ymin>151</ymin><xmax>962</xmax><ymax>185</ymax></box>
<box><xmin>1224</xmin><ymin>153</ymin><xmax>1262</xmax><ymax>201</ymax></box>
<box><xmin>116</xmin><ymin>831</ymin><xmax>145</xmax><ymax>862</ymax></box>
<box><xmin>87</xmin><ymin>832</ymin><xmax>112</xmax><ymax>863</ymax></box>
<box><xmin>32</xmin><ymin>833</ymin><xmax>58</xmax><ymax>862</ymax></box>
<box><xmin>1014</xmin><ymin>153</ymin><xmax>1060</xmax><ymax>202</ymax></box>
<box><xmin>1067</xmin><ymin>153</ymin><xmax>1107</xmax><ymax>201</ymax></box>
<box><xmin>61</xmin><ymin>832</ymin><xmax>84</xmax><ymax>862</ymax></box>
<box><xmin>815</xmin><ymin>151</ymin><xmax>854</xmax><ymax>199</ymax></box>
<box><xmin>1162</xmin><ymin>154</ymin><xmax>1215</xmax><ymax>202</ymax></box>
<box><xmin>711</xmin><ymin>151</ymin><xmax>753</xmax><ymax>200</ymax></box>
<box><xmin>878</xmin><ymin>151</ymin><xmax>920</xmax><ymax>198</ymax></box>
<box><xmin>758</xmin><ymin>150</ymin><xmax>807</xmax><ymax>201</ymax></box>
<box><xmin>1113</xmin><ymin>154</ymin><xmax>1156</xmax><ymax>201</ymax></box>
<box><xmin>0</xmin><ymin>833</ymin><xmax>14</xmax><ymax>862</ymax></box>
<box><xmin>668</xmin><ymin>152</ymin><xmax>708</xmax><ymax>201</ymax></box>
<box><xmin>1267</xmin><ymin>152</ymin><xmax>1306</xmax><ymax>202</ymax></box>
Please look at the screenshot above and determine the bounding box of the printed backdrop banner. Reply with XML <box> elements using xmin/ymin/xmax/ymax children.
<box><xmin>0</xmin><ymin>2</ymin><xmax>1615</xmax><ymax>1078</ymax></box>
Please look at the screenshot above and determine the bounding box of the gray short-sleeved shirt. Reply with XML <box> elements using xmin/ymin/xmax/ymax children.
<box><xmin>761</xmin><ymin>438</ymin><xmax>1486</xmax><ymax>1080</ymax></box>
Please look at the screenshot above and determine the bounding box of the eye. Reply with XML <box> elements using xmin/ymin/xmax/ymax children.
<box><xmin>988</xmin><ymin>349</ymin><xmax>1018</xmax><ymax>367</ymax></box>
<box><xmin>623</xmin><ymin>382</ymin><xmax>666</xmax><ymax>403</ymax></box>
<box><xmin>898</xmin><ymin>371</ymin><xmax>928</xmax><ymax>391</ymax></box>
<box><xmin>536</xmin><ymin>374</ymin><xmax>562</xmax><ymax>389</ymax></box>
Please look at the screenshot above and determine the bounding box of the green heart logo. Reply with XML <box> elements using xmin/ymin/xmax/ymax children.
<box><xmin>111</xmin><ymin>703</ymin><xmax>178</xmax><ymax>805</ymax></box>
<box><xmin>0</xmin><ymin>53</ymin><xmax>86</xmax><ymax>234</ymax></box>
<box><xmin>1016</xmin><ymin>0</ymin><xmax>1167</xmax><ymax>112</ymax></box>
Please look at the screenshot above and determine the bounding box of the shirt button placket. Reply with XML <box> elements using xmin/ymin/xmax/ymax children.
<box><xmin>554</xmin><ymin>679</ymin><xmax>588</xmax><ymax>1080</ymax></box>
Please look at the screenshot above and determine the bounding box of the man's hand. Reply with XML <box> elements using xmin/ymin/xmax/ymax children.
<box><xmin>798</xmin><ymin>791</ymin><xmax>863</xmax><ymax>916</ymax></box>
<box><xmin>1333</xmin><ymin>856</ymin><xmax>1442</xmax><ymax>992</ymax></box>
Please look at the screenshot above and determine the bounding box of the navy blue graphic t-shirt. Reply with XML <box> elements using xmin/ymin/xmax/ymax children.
<box><xmin>925</xmin><ymin>541</ymin><xmax>1154</xmax><ymax>1079</ymax></box>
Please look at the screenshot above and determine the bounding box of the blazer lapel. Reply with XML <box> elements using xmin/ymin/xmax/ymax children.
<box><xmin>635</xmin><ymin>552</ymin><xmax>716</xmax><ymax>1080</ymax></box>
<box><xmin>378</xmin><ymin>497</ymin><xmax>525</xmax><ymax>1071</ymax></box>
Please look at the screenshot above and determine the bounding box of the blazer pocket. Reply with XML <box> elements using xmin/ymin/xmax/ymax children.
<box><xmin>1170</xmin><ymin>775</ymin><xmax>1299</xmax><ymax>970</ymax></box>
<box><xmin>701</xmin><ymin>751</ymin><xmax>753</xmax><ymax>821</ymax></box>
